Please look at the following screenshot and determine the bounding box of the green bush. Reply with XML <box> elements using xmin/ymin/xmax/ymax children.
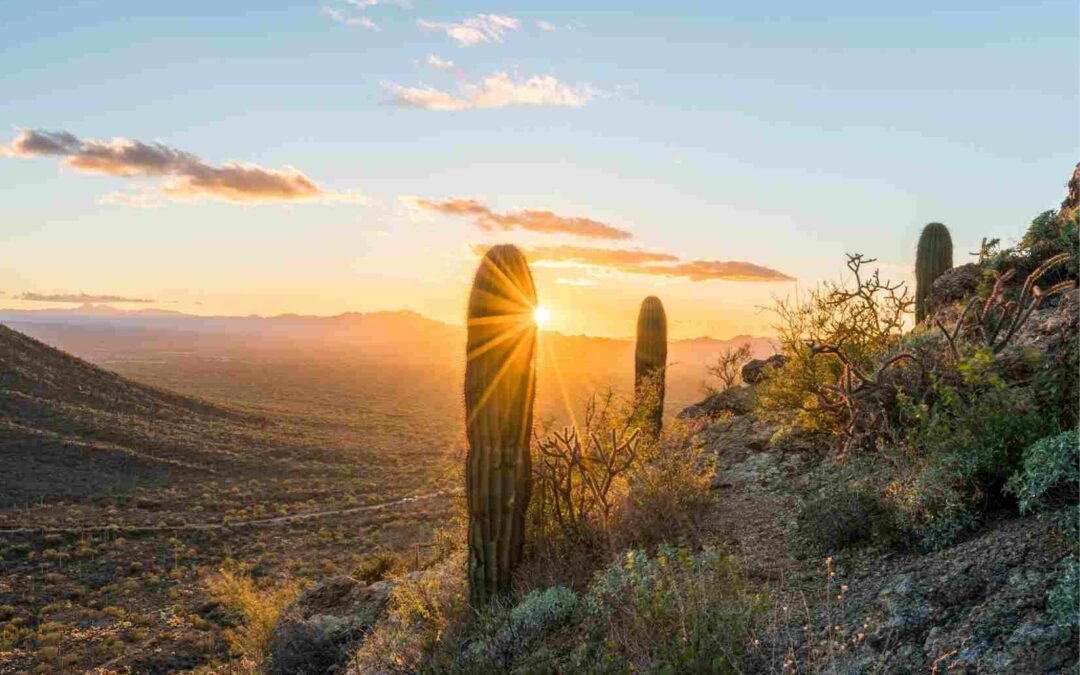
<box><xmin>579</xmin><ymin>545</ymin><xmax>764</xmax><ymax>673</ymax></box>
<box><xmin>1007</xmin><ymin>429</ymin><xmax>1079</xmax><ymax>532</ymax></box>
<box><xmin>463</xmin><ymin>586</ymin><xmax>578</xmax><ymax>670</ymax></box>
<box><xmin>1017</xmin><ymin>210</ymin><xmax>1079</xmax><ymax>282</ymax></box>
<box><xmin>795</xmin><ymin>462</ymin><xmax>897</xmax><ymax>552</ymax></box>
<box><xmin>870</xmin><ymin>351</ymin><xmax>1053</xmax><ymax>550</ymax></box>
<box><xmin>1008</xmin><ymin>429</ymin><xmax>1079</xmax><ymax>629</ymax></box>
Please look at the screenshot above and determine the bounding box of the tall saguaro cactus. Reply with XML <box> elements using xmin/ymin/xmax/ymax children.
<box><xmin>465</xmin><ymin>244</ymin><xmax>538</xmax><ymax>606</ymax></box>
<box><xmin>634</xmin><ymin>295</ymin><xmax>668</xmax><ymax>436</ymax></box>
<box><xmin>915</xmin><ymin>222</ymin><xmax>953</xmax><ymax>323</ymax></box>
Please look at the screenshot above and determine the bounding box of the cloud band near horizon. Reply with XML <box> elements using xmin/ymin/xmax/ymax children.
<box><xmin>18</xmin><ymin>292</ymin><xmax>156</xmax><ymax>303</ymax></box>
<box><xmin>471</xmin><ymin>243</ymin><xmax>795</xmax><ymax>282</ymax></box>
<box><xmin>3</xmin><ymin>129</ymin><xmax>360</xmax><ymax>205</ymax></box>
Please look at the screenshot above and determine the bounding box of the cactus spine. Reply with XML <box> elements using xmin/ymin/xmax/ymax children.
<box><xmin>915</xmin><ymin>222</ymin><xmax>953</xmax><ymax>323</ymax></box>
<box><xmin>634</xmin><ymin>296</ymin><xmax>668</xmax><ymax>436</ymax></box>
<box><xmin>465</xmin><ymin>244</ymin><xmax>538</xmax><ymax>606</ymax></box>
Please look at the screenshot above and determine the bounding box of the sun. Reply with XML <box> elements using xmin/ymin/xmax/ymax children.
<box><xmin>533</xmin><ymin>305</ymin><xmax>552</xmax><ymax>328</ymax></box>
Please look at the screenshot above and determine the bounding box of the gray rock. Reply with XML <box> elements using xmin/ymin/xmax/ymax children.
<box><xmin>269</xmin><ymin>575</ymin><xmax>397</xmax><ymax>675</ymax></box>
<box><xmin>929</xmin><ymin>263</ymin><xmax>982</xmax><ymax>310</ymax></box>
<box><xmin>741</xmin><ymin>354</ymin><xmax>788</xmax><ymax>384</ymax></box>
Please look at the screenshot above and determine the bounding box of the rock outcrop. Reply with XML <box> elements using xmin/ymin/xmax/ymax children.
<box><xmin>268</xmin><ymin>576</ymin><xmax>398</xmax><ymax>675</ymax></box>
<box><xmin>929</xmin><ymin>262</ymin><xmax>982</xmax><ymax>310</ymax></box>
<box><xmin>741</xmin><ymin>354</ymin><xmax>787</xmax><ymax>384</ymax></box>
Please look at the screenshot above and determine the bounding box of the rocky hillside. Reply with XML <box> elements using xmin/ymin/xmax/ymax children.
<box><xmin>691</xmin><ymin>292</ymin><xmax>1078</xmax><ymax>672</ymax></box>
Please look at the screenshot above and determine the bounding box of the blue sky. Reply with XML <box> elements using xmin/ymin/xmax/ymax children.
<box><xmin>0</xmin><ymin>1</ymin><xmax>1075</xmax><ymax>337</ymax></box>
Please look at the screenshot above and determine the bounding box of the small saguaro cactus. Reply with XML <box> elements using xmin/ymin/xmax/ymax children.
<box><xmin>915</xmin><ymin>222</ymin><xmax>954</xmax><ymax>323</ymax></box>
<box><xmin>634</xmin><ymin>295</ymin><xmax>668</xmax><ymax>436</ymax></box>
<box><xmin>464</xmin><ymin>244</ymin><xmax>538</xmax><ymax>606</ymax></box>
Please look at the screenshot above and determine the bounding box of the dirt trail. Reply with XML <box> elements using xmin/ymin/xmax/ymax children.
<box><xmin>0</xmin><ymin>489</ymin><xmax>460</xmax><ymax>536</ymax></box>
<box><xmin>694</xmin><ymin>414</ymin><xmax>818</xmax><ymax>586</ymax></box>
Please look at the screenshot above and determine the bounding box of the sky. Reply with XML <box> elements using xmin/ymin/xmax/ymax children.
<box><xmin>0</xmin><ymin>0</ymin><xmax>1076</xmax><ymax>339</ymax></box>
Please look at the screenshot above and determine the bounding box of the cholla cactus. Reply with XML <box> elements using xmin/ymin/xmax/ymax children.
<box><xmin>465</xmin><ymin>244</ymin><xmax>538</xmax><ymax>606</ymax></box>
<box><xmin>915</xmin><ymin>222</ymin><xmax>953</xmax><ymax>323</ymax></box>
<box><xmin>634</xmin><ymin>296</ymin><xmax>667</xmax><ymax>436</ymax></box>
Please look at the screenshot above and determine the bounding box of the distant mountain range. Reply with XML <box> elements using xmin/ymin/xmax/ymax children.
<box><xmin>0</xmin><ymin>303</ymin><xmax>775</xmax><ymax>351</ymax></box>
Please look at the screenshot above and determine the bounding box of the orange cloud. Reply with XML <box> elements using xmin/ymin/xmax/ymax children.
<box><xmin>417</xmin><ymin>198</ymin><xmax>632</xmax><ymax>240</ymax></box>
<box><xmin>634</xmin><ymin>259</ymin><xmax>796</xmax><ymax>282</ymax></box>
<box><xmin>4</xmin><ymin>129</ymin><xmax>359</xmax><ymax>205</ymax></box>
<box><xmin>522</xmin><ymin>245</ymin><xmax>679</xmax><ymax>266</ymax></box>
<box><xmin>18</xmin><ymin>292</ymin><xmax>155</xmax><ymax>303</ymax></box>
<box><xmin>470</xmin><ymin>244</ymin><xmax>794</xmax><ymax>282</ymax></box>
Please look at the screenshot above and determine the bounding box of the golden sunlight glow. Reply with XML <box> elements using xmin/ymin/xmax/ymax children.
<box><xmin>533</xmin><ymin>305</ymin><xmax>552</xmax><ymax>328</ymax></box>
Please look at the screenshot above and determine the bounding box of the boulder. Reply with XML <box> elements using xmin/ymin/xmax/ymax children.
<box><xmin>269</xmin><ymin>575</ymin><xmax>396</xmax><ymax>675</ymax></box>
<box><xmin>929</xmin><ymin>263</ymin><xmax>982</xmax><ymax>310</ymax></box>
<box><xmin>741</xmin><ymin>354</ymin><xmax>787</xmax><ymax>384</ymax></box>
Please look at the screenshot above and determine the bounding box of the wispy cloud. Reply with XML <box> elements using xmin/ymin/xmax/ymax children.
<box><xmin>412</xmin><ymin>198</ymin><xmax>632</xmax><ymax>240</ymax></box>
<box><xmin>385</xmin><ymin>72</ymin><xmax>593</xmax><ymax>111</ymax></box>
<box><xmin>536</xmin><ymin>19</ymin><xmax>557</xmax><ymax>32</ymax></box>
<box><xmin>634</xmin><ymin>260</ymin><xmax>796</xmax><ymax>282</ymax></box>
<box><xmin>417</xmin><ymin>14</ymin><xmax>520</xmax><ymax>46</ymax></box>
<box><xmin>321</xmin><ymin>6</ymin><xmax>378</xmax><ymax>29</ymax></box>
<box><xmin>470</xmin><ymin>243</ymin><xmax>795</xmax><ymax>282</ymax></box>
<box><xmin>18</xmin><ymin>292</ymin><xmax>156</xmax><ymax>304</ymax></box>
<box><xmin>425</xmin><ymin>54</ymin><xmax>455</xmax><ymax>70</ymax></box>
<box><xmin>4</xmin><ymin>129</ymin><xmax>363</xmax><ymax>205</ymax></box>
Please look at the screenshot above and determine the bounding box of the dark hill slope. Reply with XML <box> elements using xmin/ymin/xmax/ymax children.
<box><xmin>0</xmin><ymin>323</ymin><xmax>294</xmax><ymax>507</ymax></box>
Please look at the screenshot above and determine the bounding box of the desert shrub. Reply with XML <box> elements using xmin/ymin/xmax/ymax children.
<box><xmin>878</xmin><ymin>355</ymin><xmax>1053</xmax><ymax>550</ymax></box>
<box><xmin>759</xmin><ymin>254</ymin><xmax>911</xmax><ymax>439</ymax></box>
<box><xmin>578</xmin><ymin>545</ymin><xmax>765</xmax><ymax>673</ymax></box>
<box><xmin>795</xmin><ymin>463</ymin><xmax>896</xmax><ymax>552</ymax></box>
<box><xmin>353</xmin><ymin>550</ymin><xmax>408</xmax><ymax>584</ymax></box>
<box><xmin>705</xmin><ymin>342</ymin><xmax>753</xmax><ymax>393</ymax></box>
<box><xmin>991</xmin><ymin>209</ymin><xmax>1080</xmax><ymax>284</ymax></box>
<box><xmin>350</xmin><ymin>553</ymin><xmax>469</xmax><ymax>674</ymax></box>
<box><xmin>1033</xmin><ymin>320</ymin><xmax>1079</xmax><ymax>430</ymax></box>
<box><xmin>529</xmin><ymin>385</ymin><xmax>712</xmax><ymax>562</ymax></box>
<box><xmin>206</xmin><ymin>564</ymin><xmax>300</xmax><ymax>661</ymax></box>
<box><xmin>1008</xmin><ymin>429</ymin><xmax>1079</xmax><ymax>538</ymax></box>
<box><xmin>462</xmin><ymin>586</ymin><xmax>579</xmax><ymax>671</ymax></box>
<box><xmin>614</xmin><ymin>420</ymin><xmax>713</xmax><ymax>552</ymax></box>
<box><xmin>1007</xmin><ymin>429</ymin><xmax>1080</xmax><ymax>629</ymax></box>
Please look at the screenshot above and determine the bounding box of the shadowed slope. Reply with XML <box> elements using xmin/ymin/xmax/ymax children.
<box><xmin>0</xmin><ymin>323</ymin><xmax>282</xmax><ymax>506</ymax></box>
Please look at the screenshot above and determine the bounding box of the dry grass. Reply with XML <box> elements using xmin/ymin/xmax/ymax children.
<box><xmin>205</xmin><ymin>565</ymin><xmax>301</xmax><ymax>662</ymax></box>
